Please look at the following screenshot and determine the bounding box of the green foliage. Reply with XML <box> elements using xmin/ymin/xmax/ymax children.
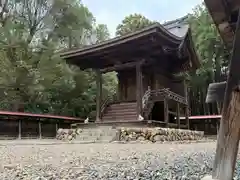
<box><xmin>0</xmin><ymin>0</ymin><xmax>117</xmax><ymax>118</ymax></box>
<box><xmin>116</xmin><ymin>13</ymin><xmax>156</xmax><ymax>36</ymax></box>
<box><xmin>187</xmin><ymin>3</ymin><xmax>229</xmax><ymax>115</ymax></box>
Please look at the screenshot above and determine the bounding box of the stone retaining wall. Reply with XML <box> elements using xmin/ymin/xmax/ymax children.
<box><xmin>56</xmin><ymin>127</ymin><xmax>204</xmax><ymax>143</ymax></box>
<box><xmin>119</xmin><ymin>127</ymin><xmax>204</xmax><ymax>142</ymax></box>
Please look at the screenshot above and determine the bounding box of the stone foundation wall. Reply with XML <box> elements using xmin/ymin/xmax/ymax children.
<box><xmin>118</xmin><ymin>127</ymin><xmax>204</xmax><ymax>142</ymax></box>
<box><xmin>56</xmin><ymin>126</ymin><xmax>117</xmax><ymax>142</ymax></box>
<box><xmin>56</xmin><ymin>126</ymin><xmax>204</xmax><ymax>143</ymax></box>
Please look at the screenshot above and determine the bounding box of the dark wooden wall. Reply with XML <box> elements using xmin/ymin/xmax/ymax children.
<box><xmin>0</xmin><ymin>120</ymin><xmax>18</xmax><ymax>139</ymax></box>
<box><xmin>0</xmin><ymin>118</ymin><xmax>72</xmax><ymax>139</ymax></box>
<box><xmin>117</xmin><ymin>67</ymin><xmax>186</xmax><ymax>102</ymax></box>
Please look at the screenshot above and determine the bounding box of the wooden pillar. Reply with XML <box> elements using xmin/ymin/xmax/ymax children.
<box><xmin>164</xmin><ymin>98</ymin><xmax>169</xmax><ymax>127</ymax></box>
<box><xmin>117</xmin><ymin>72</ymin><xmax>121</xmax><ymax>101</ymax></box>
<box><xmin>136</xmin><ymin>63</ymin><xmax>143</xmax><ymax>117</ymax></box>
<box><xmin>212</xmin><ymin>10</ymin><xmax>240</xmax><ymax>180</ymax></box>
<box><xmin>204</xmin><ymin>119</ymin><xmax>207</xmax><ymax>132</ymax></box>
<box><xmin>18</xmin><ymin>119</ymin><xmax>21</xmax><ymax>139</ymax></box>
<box><xmin>183</xmin><ymin>80</ymin><xmax>190</xmax><ymax>129</ymax></box>
<box><xmin>96</xmin><ymin>69</ymin><xmax>102</xmax><ymax>122</ymax></box>
<box><xmin>176</xmin><ymin>103</ymin><xmax>180</xmax><ymax>128</ymax></box>
<box><xmin>56</xmin><ymin>122</ymin><xmax>58</xmax><ymax>133</ymax></box>
<box><xmin>184</xmin><ymin>80</ymin><xmax>189</xmax><ymax>104</ymax></box>
<box><xmin>38</xmin><ymin>120</ymin><xmax>42</xmax><ymax>139</ymax></box>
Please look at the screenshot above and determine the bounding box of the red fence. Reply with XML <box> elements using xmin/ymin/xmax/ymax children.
<box><xmin>180</xmin><ymin>115</ymin><xmax>221</xmax><ymax>120</ymax></box>
<box><xmin>0</xmin><ymin>110</ymin><xmax>83</xmax><ymax>122</ymax></box>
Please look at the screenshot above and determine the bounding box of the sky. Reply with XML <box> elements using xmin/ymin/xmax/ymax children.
<box><xmin>82</xmin><ymin>0</ymin><xmax>203</xmax><ymax>37</ymax></box>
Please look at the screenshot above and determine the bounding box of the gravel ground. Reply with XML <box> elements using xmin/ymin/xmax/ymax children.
<box><xmin>0</xmin><ymin>141</ymin><xmax>239</xmax><ymax>180</ymax></box>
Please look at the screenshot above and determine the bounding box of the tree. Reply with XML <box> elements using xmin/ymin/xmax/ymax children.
<box><xmin>116</xmin><ymin>13</ymin><xmax>155</xmax><ymax>36</ymax></box>
<box><xmin>0</xmin><ymin>0</ymin><xmax>116</xmax><ymax>118</ymax></box>
<box><xmin>187</xmin><ymin>3</ymin><xmax>230</xmax><ymax>115</ymax></box>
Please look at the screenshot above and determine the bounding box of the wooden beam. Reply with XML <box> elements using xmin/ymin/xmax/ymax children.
<box><xmin>212</xmin><ymin>9</ymin><xmax>240</xmax><ymax>180</ymax></box>
<box><xmin>100</xmin><ymin>60</ymin><xmax>145</xmax><ymax>73</ymax></box>
<box><xmin>95</xmin><ymin>69</ymin><xmax>102</xmax><ymax>122</ymax></box>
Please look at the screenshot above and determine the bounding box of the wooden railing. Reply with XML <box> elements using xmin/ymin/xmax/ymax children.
<box><xmin>100</xmin><ymin>93</ymin><xmax>117</xmax><ymax>118</ymax></box>
<box><xmin>142</xmin><ymin>87</ymin><xmax>151</xmax><ymax>109</ymax></box>
<box><xmin>163</xmin><ymin>89</ymin><xmax>188</xmax><ymax>105</ymax></box>
<box><xmin>142</xmin><ymin>88</ymin><xmax>188</xmax><ymax>119</ymax></box>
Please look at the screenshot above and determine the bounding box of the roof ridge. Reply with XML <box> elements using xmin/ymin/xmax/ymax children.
<box><xmin>162</xmin><ymin>15</ymin><xmax>189</xmax><ymax>27</ymax></box>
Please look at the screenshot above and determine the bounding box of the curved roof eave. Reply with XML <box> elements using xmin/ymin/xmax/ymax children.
<box><xmin>59</xmin><ymin>23</ymin><xmax>186</xmax><ymax>59</ymax></box>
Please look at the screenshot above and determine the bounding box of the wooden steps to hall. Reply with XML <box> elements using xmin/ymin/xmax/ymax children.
<box><xmin>102</xmin><ymin>102</ymin><xmax>138</xmax><ymax>121</ymax></box>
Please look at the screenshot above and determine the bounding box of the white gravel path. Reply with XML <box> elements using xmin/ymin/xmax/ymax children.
<box><xmin>0</xmin><ymin>141</ymin><xmax>233</xmax><ymax>180</ymax></box>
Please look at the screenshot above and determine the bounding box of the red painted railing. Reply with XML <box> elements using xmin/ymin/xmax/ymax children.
<box><xmin>180</xmin><ymin>115</ymin><xmax>221</xmax><ymax>120</ymax></box>
<box><xmin>0</xmin><ymin>110</ymin><xmax>83</xmax><ymax>122</ymax></box>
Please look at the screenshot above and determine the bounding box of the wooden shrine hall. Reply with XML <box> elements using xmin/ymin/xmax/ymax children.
<box><xmin>60</xmin><ymin>16</ymin><xmax>200</xmax><ymax>129</ymax></box>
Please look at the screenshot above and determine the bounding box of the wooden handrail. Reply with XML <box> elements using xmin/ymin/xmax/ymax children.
<box><xmin>142</xmin><ymin>88</ymin><xmax>188</xmax><ymax>114</ymax></box>
<box><xmin>142</xmin><ymin>89</ymin><xmax>151</xmax><ymax>109</ymax></box>
<box><xmin>100</xmin><ymin>93</ymin><xmax>117</xmax><ymax>118</ymax></box>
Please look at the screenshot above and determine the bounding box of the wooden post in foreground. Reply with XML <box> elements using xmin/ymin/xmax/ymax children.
<box><xmin>213</xmin><ymin>89</ymin><xmax>240</xmax><ymax>179</ymax></box>
<box><xmin>205</xmin><ymin>9</ymin><xmax>240</xmax><ymax>180</ymax></box>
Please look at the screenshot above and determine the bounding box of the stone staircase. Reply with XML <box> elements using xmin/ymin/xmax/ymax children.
<box><xmin>102</xmin><ymin>102</ymin><xmax>138</xmax><ymax>121</ymax></box>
